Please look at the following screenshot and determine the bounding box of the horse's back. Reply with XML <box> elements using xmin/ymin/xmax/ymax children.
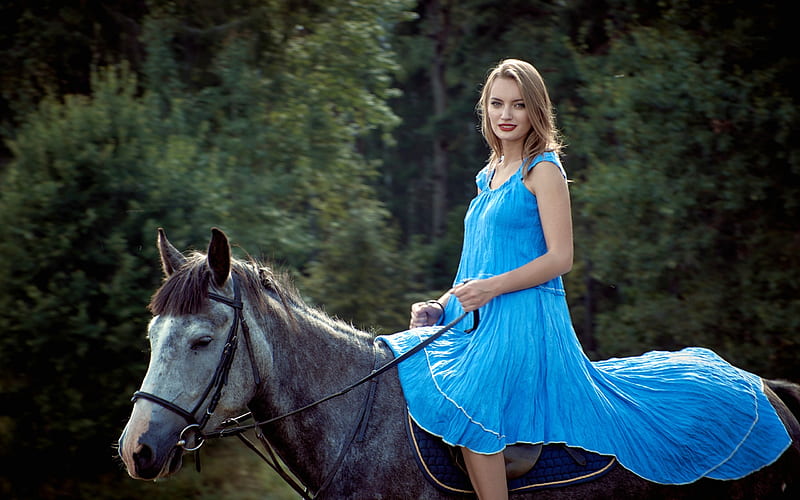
<box><xmin>330</xmin><ymin>350</ymin><xmax>800</xmax><ymax>499</ymax></box>
<box><xmin>339</xmin><ymin>363</ymin><xmax>800</xmax><ymax>499</ymax></box>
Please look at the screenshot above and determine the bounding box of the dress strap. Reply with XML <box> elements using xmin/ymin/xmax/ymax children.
<box><xmin>524</xmin><ymin>151</ymin><xmax>566</xmax><ymax>179</ymax></box>
<box><xmin>475</xmin><ymin>166</ymin><xmax>492</xmax><ymax>191</ymax></box>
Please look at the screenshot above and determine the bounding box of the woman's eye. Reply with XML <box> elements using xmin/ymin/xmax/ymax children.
<box><xmin>191</xmin><ymin>336</ymin><xmax>213</xmax><ymax>350</ymax></box>
<box><xmin>490</xmin><ymin>101</ymin><xmax>502</xmax><ymax>107</ymax></box>
<box><xmin>514</xmin><ymin>103</ymin><xmax>525</xmax><ymax>109</ymax></box>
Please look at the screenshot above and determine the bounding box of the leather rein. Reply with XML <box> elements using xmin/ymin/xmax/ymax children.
<box><xmin>130</xmin><ymin>275</ymin><xmax>478</xmax><ymax>499</ymax></box>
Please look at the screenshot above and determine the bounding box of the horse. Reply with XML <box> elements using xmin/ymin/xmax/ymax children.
<box><xmin>118</xmin><ymin>228</ymin><xmax>800</xmax><ymax>499</ymax></box>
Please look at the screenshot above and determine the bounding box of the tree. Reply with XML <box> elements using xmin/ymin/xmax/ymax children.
<box><xmin>136</xmin><ymin>0</ymin><xmax>417</xmax><ymax>328</ymax></box>
<box><xmin>0</xmin><ymin>66</ymin><xmax>221</xmax><ymax>495</ymax></box>
<box><xmin>0</xmin><ymin>0</ymin><xmax>149</xmax><ymax>159</ymax></box>
<box><xmin>565</xmin><ymin>1</ymin><xmax>800</xmax><ymax>378</ymax></box>
<box><xmin>1</xmin><ymin>1</ymin><xmax>420</xmax><ymax>495</ymax></box>
<box><xmin>385</xmin><ymin>0</ymin><xmax>574</xmax><ymax>294</ymax></box>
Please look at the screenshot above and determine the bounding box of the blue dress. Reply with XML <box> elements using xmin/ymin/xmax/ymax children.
<box><xmin>377</xmin><ymin>151</ymin><xmax>791</xmax><ymax>484</ymax></box>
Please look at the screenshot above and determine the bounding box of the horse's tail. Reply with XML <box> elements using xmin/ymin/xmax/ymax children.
<box><xmin>765</xmin><ymin>379</ymin><xmax>800</xmax><ymax>454</ymax></box>
<box><xmin>766</xmin><ymin>379</ymin><xmax>800</xmax><ymax>420</ymax></box>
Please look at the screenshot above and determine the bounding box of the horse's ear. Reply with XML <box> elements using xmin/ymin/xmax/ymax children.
<box><xmin>158</xmin><ymin>228</ymin><xmax>186</xmax><ymax>277</ymax></box>
<box><xmin>207</xmin><ymin>227</ymin><xmax>231</xmax><ymax>288</ymax></box>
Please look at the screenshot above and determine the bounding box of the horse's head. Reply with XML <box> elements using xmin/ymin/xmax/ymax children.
<box><xmin>118</xmin><ymin>228</ymin><xmax>266</xmax><ymax>480</ymax></box>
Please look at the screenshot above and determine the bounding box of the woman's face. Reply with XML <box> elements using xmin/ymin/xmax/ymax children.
<box><xmin>487</xmin><ymin>77</ymin><xmax>531</xmax><ymax>148</ymax></box>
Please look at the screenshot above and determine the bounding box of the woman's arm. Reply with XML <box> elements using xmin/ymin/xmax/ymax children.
<box><xmin>409</xmin><ymin>169</ymin><xmax>485</xmax><ymax>328</ymax></box>
<box><xmin>451</xmin><ymin>161</ymin><xmax>573</xmax><ymax>312</ymax></box>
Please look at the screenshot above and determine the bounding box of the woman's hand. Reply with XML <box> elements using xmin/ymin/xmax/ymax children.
<box><xmin>451</xmin><ymin>279</ymin><xmax>496</xmax><ymax>312</ymax></box>
<box><xmin>409</xmin><ymin>300</ymin><xmax>444</xmax><ymax>328</ymax></box>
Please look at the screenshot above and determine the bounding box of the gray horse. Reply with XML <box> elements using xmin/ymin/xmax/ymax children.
<box><xmin>119</xmin><ymin>228</ymin><xmax>800</xmax><ymax>499</ymax></box>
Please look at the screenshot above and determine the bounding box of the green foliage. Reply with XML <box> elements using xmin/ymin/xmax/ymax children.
<box><xmin>566</xmin><ymin>5</ymin><xmax>800</xmax><ymax>377</ymax></box>
<box><xmin>0</xmin><ymin>1</ymin><xmax>147</xmax><ymax>158</ymax></box>
<box><xmin>302</xmin><ymin>199</ymin><xmax>409</xmax><ymax>332</ymax></box>
<box><xmin>137</xmin><ymin>0</ymin><xmax>418</xmax><ymax>327</ymax></box>
<box><xmin>0</xmin><ymin>65</ymin><xmax>223</xmax><ymax>494</ymax></box>
<box><xmin>1</xmin><ymin>1</ymin><xmax>417</xmax><ymax>495</ymax></box>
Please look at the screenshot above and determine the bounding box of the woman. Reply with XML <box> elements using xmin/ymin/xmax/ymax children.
<box><xmin>378</xmin><ymin>59</ymin><xmax>790</xmax><ymax>499</ymax></box>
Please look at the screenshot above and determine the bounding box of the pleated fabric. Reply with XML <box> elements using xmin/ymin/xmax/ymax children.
<box><xmin>377</xmin><ymin>152</ymin><xmax>791</xmax><ymax>484</ymax></box>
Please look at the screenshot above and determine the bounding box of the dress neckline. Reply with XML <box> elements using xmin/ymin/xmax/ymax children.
<box><xmin>487</xmin><ymin>161</ymin><xmax>524</xmax><ymax>191</ymax></box>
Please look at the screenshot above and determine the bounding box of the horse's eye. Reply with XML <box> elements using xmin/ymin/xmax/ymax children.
<box><xmin>191</xmin><ymin>336</ymin><xmax>213</xmax><ymax>350</ymax></box>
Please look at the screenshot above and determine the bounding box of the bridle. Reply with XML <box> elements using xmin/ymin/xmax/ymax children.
<box><xmin>131</xmin><ymin>275</ymin><xmax>261</xmax><ymax>453</ymax></box>
<box><xmin>129</xmin><ymin>274</ymin><xmax>478</xmax><ymax>498</ymax></box>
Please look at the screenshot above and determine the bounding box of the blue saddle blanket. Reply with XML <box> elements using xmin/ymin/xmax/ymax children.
<box><xmin>405</xmin><ymin>413</ymin><xmax>616</xmax><ymax>495</ymax></box>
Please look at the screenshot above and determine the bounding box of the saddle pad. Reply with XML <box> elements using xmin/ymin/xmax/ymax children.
<box><xmin>405</xmin><ymin>414</ymin><xmax>616</xmax><ymax>495</ymax></box>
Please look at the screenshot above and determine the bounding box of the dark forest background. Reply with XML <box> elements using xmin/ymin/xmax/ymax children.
<box><xmin>1</xmin><ymin>1</ymin><xmax>797</xmax><ymax>498</ymax></box>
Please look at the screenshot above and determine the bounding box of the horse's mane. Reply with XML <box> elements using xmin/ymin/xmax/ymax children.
<box><xmin>148</xmin><ymin>252</ymin><xmax>301</xmax><ymax>317</ymax></box>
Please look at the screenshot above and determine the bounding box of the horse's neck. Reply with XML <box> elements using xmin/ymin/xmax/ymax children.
<box><xmin>270</xmin><ymin>304</ymin><xmax>374</xmax><ymax>398</ymax></box>
<box><xmin>249</xmin><ymin>302</ymin><xmax>376</xmax><ymax>488</ymax></box>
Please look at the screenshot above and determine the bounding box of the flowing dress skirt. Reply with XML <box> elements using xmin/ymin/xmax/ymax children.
<box><xmin>378</xmin><ymin>286</ymin><xmax>791</xmax><ymax>484</ymax></box>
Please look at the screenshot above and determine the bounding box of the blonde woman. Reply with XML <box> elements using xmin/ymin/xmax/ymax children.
<box><xmin>380</xmin><ymin>59</ymin><xmax>790</xmax><ymax>499</ymax></box>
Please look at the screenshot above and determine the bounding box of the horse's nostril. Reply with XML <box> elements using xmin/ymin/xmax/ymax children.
<box><xmin>133</xmin><ymin>444</ymin><xmax>154</xmax><ymax>471</ymax></box>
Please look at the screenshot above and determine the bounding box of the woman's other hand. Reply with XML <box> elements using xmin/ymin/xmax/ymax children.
<box><xmin>409</xmin><ymin>300</ymin><xmax>444</xmax><ymax>328</ymax></box>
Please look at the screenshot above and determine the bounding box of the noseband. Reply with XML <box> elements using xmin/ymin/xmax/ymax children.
<box><xmin>131</xmin><ymin>275</ymin><xmax>261</xmax><ymax>451</ymax></box>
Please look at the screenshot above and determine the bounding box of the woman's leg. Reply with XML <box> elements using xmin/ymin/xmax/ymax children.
<box><xmin>461</xmin><ymin>449</ymin><xmax>508</xmax><ymax>500</ymax></box>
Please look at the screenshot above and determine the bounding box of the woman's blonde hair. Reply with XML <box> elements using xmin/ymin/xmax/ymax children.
<box><xmin>477</xmin><ymin>59</ymin><xmax>562</xmax><ymax>168</ymax></box>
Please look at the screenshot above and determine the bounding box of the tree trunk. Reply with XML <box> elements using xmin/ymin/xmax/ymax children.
<box><xmin>427</xmin><ymin>0</ymin><xmax>450</xmax><ymax>239</ymax></box>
